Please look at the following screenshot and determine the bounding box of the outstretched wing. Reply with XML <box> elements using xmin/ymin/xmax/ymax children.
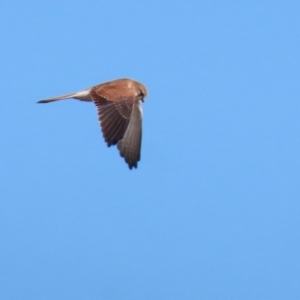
<box><xmin>90</xmin><ymin>81</ymin><xmax>142</xmax><ymax>169</ymax></box>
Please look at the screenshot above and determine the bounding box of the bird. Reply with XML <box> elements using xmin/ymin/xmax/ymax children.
<box><xmin>37</xmin><ymin>78</ymin><xmax>147</xmax><ymax>169</ymax></box>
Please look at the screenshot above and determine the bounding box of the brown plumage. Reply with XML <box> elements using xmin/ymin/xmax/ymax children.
<box><xmin>37</xmin><ymin>78</ymin><xmax>147</xmax><ymax>169</ymax></box>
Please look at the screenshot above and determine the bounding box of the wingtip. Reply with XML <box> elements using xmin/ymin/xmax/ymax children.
<box><xmin>128</xmin><ymin>164</ymin><xmax>138</xmax><ymax>170</ymax></box>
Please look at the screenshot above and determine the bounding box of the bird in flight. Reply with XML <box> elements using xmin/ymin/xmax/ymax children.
<box><xmin>37</xmin><ymin>78</ymin><xmax>147</xmax><ymax>169</ymax></box>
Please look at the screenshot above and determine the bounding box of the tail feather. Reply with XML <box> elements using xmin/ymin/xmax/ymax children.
<box><xmin>37</xmin><ymin>93</ymin><xmax>78</xmax><ymax>104</ymax></box>
<box><xmin>37</xmin><ymin>89</ymin><xmax>92</xmax><ymax>104</ymax></box>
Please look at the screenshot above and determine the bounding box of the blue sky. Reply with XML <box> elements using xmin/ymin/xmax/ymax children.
<box><xmin>0</xmin><ymin>1</ymin><xmax>299</xmax><ymax>299</ymax></box>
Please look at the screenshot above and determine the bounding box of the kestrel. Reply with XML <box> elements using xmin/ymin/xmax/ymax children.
<box><xmin>37</xmin><ymin>78</ymin><xmax>147</xmax><ymax>169</ymax></box>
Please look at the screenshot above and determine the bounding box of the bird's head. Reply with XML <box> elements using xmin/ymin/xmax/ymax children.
<box><xmin>137</xmin><ymin>83</ymin><xmax>148</xmax><ymax>102</ymax></box>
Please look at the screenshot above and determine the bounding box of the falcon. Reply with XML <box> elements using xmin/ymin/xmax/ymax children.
<box><xmin>37</xmin><ymin>78</ymin><xmax>147</xmax><ymax>169</ymax></box>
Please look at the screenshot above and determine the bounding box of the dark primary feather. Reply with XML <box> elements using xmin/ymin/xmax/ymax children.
<box><xmin>96</xmin><ymin>101</ymin><xmax>130</xmax><ymax>146</ymax></box>
<box><xmin>117</xmin><ymin>102</ymin><xmax>142</xmax><ymax>169</ymax></box>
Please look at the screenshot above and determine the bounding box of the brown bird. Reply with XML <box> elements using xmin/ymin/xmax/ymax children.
<box><xmin>37</xmin><ymin>78</ymin><xmax>147</xmax><ymax>169</ymax></box>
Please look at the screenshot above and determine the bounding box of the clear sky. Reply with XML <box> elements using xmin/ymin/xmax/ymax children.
<box><xmin>0</xmin><ymin>1</ymin><xmax>299</xmax><ymax>299</ymax></box>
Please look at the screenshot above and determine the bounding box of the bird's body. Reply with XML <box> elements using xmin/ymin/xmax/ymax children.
<box><xmin>38</xmin><ymin>78</ymin><xmax>147</xmax><ymax>169</ymax></box>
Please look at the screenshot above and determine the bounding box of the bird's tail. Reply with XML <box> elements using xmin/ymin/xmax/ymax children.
<box><xmin>37</xmin><ymin>93</ymin><xmax>79</xmax><ymax>104</ymax></box>
<box><xmin>37</xmin><ymin>89</ymin><xmax>91</xmax><ymax>104</ymax></box>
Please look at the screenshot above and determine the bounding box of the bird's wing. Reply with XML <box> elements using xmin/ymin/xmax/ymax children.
<box><xmin>117</xmin><ymin>101</ymin><xmax>143</xmax><ymax>169</ymax></box>
<box><xmin>90</xmin><ymin>84</ymin><xmax>135</xmax><ymax>147</ymax></box>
